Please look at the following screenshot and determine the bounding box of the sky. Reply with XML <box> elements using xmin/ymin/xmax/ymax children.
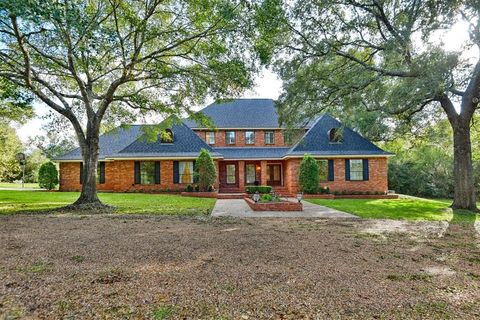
<box><xmin>13</xmin><ymin>18</ymin><xmax>477</xmax><ymax>143</ymax></box>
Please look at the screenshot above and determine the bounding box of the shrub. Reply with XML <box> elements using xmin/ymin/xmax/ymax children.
<box><xmin>298</xmin><ymin>154</ymin><xmax>319</xmax><ymax>194</ymax></box>
<box><xmin>194</xmin><ymin>149</ymin><xmax>217</xmax><ymax>192</ymax></box>
<box><xmin>38</xmin><ymin>162</ymin><xmax>58</xmax><ymax>190</ymax></box>
<box><xmin>261</xmin><ymin>194</ymin><xmax>272</xmax><ymax>202</ymax></box>
<box><xmin>185</xmin><ymin>184</ymin><xmax>194</xmax><ymax>192</ymax></box>
<box><xmin>245</xmin><ymin>185</ymin><xmax>272</xmax><ymax>194</ymax></box>
<box><xmin>319</xmin><ymin>186</ymin><xmax>330</xmax><ymax>194</ymax></box>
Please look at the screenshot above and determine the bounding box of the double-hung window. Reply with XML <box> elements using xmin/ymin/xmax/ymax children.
<box><xmin>349</xmin><ymin>159</ymin><xmax>364</xmax><ymax>181</ymax></box>
<box><xmin>226</xmin><ymin>131</ymin><xmax>236</xmax><ymax>144</ymax></box>
<box><xmin>179</xmin><ymin>161</ymin><xmax>194</xmax><ymax>184</ymax></box>
<box><xmin>245</xmin><ymin>131</ymin><xmax>255</xmax><ymax>144</ymax></box>
<box><xmin>264</xmin><ymin>131</ymin><xmax>274</xmax><ymax>144</ymax></box>
<box><xmin>140</xmin><ymin>161</ymin><xmax>156</xmax><ymax>185</ymax></box>
<box><xmin>206</xmin><ymin>132</ymin><xmax>215</xmax><ymax>144</ymax></box>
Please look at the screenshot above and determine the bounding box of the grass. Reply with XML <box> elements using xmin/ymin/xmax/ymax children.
<box><xmin>307</xmin><ymin>196</ymin><xmax>479</xmax><ymax>221</ymax></box>
<box><xmin>0</xmin><ymin>182</ymin><xmax>42</xmax><ymax>189</ymax></box>
<box><xmin>0</xmin><ymin>190</ymin><xmax>216</xmax><ymax>215</ymax></box>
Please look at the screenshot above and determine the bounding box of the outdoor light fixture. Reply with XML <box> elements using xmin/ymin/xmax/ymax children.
<box><xmin>296</xmin><ymin>192</ymin><xmax>303</xmax><ymax>203</ymax></box>
<box><xmin>253</xmin><ymin>191</ymin><xmax>260</xmax><ymax>203</ymax></box>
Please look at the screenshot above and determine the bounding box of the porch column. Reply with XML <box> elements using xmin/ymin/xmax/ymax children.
<box><xmin>214</xmin><ymin>160</ymin><xmax>220</xmax><ymax>190</ymax></box>
<box><xmin>238</xmin><ymin>161</ymin><xmax>245</xmax><ymax>191</ymax></box>
<box><xmin>260</xmin><ymin>160</ymin><xmax>268</xmax><ymax>186</ymax></box>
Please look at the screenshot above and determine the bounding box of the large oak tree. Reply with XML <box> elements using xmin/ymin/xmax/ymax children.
<box><xmin>0</xmin><ymin>0</ymin><xmax>257</xmax><ymax>207</ymax></box>
<box><xmin>258</xmin><ymin>0</ymin><xmax>480</xmax><ymax>210</ymax></box>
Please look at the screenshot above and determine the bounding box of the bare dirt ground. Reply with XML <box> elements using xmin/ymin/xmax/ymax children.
<box><xmin>1</xmin><ymin>214</ymin><xmax>479</xmax><ymax>319</ymax></box>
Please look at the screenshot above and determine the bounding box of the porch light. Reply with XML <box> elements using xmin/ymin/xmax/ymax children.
<box><xmin>296</xmin><ymin>192</ymin><xmax>303</xmax><ymax>203</ymax></box>
<box><xmin>253</xmin><ymin>191</ymin><xmax>260</xmax><ymax>203</ymax></box>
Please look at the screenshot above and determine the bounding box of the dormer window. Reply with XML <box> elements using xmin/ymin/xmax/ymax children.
<box><xmin>159</xmin><ymin>129</ymin><xmax>174</xmax><ymax>143</ymax></box>
<box><xmin>328</xmin><ymin>128</ymin><xmax>343</xmax><ymax>143</ymax></box>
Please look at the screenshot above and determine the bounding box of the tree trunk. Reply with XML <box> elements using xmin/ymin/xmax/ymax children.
<box><xmin>73</xmin><ymin>131</ymin><xmax>103</xmax><ymax>207</ymax></box>
<box><xmin>451</xmin><ymin>119</ymin><xmax>478</xmax><ymax>211</ymax></box>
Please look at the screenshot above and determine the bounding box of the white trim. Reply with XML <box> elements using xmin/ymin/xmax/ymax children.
<box><xmin>283</xmin><ymin>154</ymin><xmax>394</xmax><ymax>159</ymax></box>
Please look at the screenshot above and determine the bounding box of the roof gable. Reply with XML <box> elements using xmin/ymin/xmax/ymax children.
<box><xmin>288</xmin><ymin>114</ymin><xmax>392</xmax><ymax>156</ymax></box>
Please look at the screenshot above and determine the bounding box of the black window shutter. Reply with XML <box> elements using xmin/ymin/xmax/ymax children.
<box><xmin>80</xmin><ymin>162</ymin><xmax>84</xmax><ymax>184</ymax></box>
<box><xmin>363</xmin><ymin>159</ymin><xmax>369</xmax><ymax>181</ymax></box>
<box><xmin>99</xmin><ymin>162</ymin><xmax>105</xmax><ymax>184</ymax></box>
<box><xmin>155</xmin><ymin>161</ymin><xmax>161</xmax><ymax>184</ymax></box>
<box><xmin>345</xmin><ymin>159</ymin><xmax>350</xmax><ymax>181</ymax></box>
<box><xmin>192</xmin><ymin>160</ymin><xmax>198</xmax><ymax>183</ymax></box>
<box><xmin>328</xmin><ymin>159</ymin><xmax>334</xmax><ymax>181</ymax></box>
<box><xmin>134</xmin><ymin>161</ymin><xmax>141</xmax><ymax>184</ymax></box>
<box><xmin>173</xmin><ymin>161</ymin><xmax>179</xmax><ymax>184</ymax></box>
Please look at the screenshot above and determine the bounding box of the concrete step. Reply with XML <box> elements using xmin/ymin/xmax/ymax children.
<box><xmin>217</xmin><ymin>193</ymin><xmax>247</xmax><ymax>199</ymax></box>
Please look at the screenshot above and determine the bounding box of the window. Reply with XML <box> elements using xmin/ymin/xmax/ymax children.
<box><xmin>246</xmin><ymin>164</ymin><xmax>256</xmax><ymax>184</ymax></box>
<box><xmin>329</xmin><ymin>128</ymin><xmax>343</xmax><ymax>143</ymax></box>
<box><xmin>317</xmin><ymin>160</ymin><xmax>328</xmax><ymax>181</ymax></box>
<box><xmin>264</xmin><ymin>131</ymin><xmax>275</xmax><ymax>144</ymax></box>
<box><xmin>159</xmin><ymin>129</ymin><xmax>174</xmax><ymax>143</ymax></box>
<box><xmin>226</xmin><ymin>131</ymin><xmax>236</xmax><ymax>144</ymax></box>
<box><xmin>245</xmin><ymin>131</ymin><xmax>255</xmax><ymax>144</ymax></box>
<box><xmin>226</xmin><ymin>164</ymin><xmax>236</xmax><ymax>184</ymax></box>
<box><xmin>206</xmin><ymin>131</ymin><xmax>215</xmax><ymax>144</ymax></box>
<box><xmin>140</xmin><ymin>161</ymin><xmax>156</xmax><ymax>184</ymax></box>
<box><xmin>284</xmin><ymin>131</ymin><xmax>292</xmax><ymax>145</ymax></box>
<box><xmin>349</xmin><ymin>159</ymin><xmax>363</xmax><ymax>181</ymax></box>
<box><xmin>179</xmin><ymin>161</ymin><xmax>194</xmax><ymax>184</ymax></box>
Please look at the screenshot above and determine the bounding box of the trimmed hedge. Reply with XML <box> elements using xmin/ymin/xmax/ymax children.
<box><xmin>245</xmin><ymin>185</ymin><xmax>272</xmax><ymax>194</ymax></box>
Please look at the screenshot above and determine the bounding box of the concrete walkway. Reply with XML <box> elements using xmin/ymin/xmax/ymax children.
<box><xmin>211</xmin><ymin>199</ymin><xmax>358</xmax><ymax>218</ymax></box>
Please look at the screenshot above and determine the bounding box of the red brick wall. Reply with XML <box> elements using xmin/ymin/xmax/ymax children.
<box><xmin>193</xmin><ymin>129</ymin><xmax>289</xmax><ymax>147</ymax></box>
<box><xmin>284</xmin><ymin>157</ymin><xmax>389</xmax><ymax>194</ymax></box>
<box><xmin>59</xmin><ymin>160</ymin><xmax>220</xmax><ymax>192</ymax></box>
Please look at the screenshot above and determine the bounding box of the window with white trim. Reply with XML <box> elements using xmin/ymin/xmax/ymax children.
<box><xmin>226</xmin><ymin>131</ymin><xmax>236</xmax><ymax>144</ymax></box>
<box><xmin>349</xmin><ymin>159</ymin><xmax>363</xmax><ymax>181</ymax></box>
<box><xmin>206</xmin><ymin>131</ymin><xmax>215</xmax><ymax>144</ymax></box>
<box><xmin>317</xmin><ymin>160</ymin><xmax>328</xmax><ymax>182</ymax></box>
<box><xmin>245</xmin><ymin>131</ymin><xmax>255</xmax><ymax>144</ymax></box>
<box><xmin>264</xmin><ymin>131</ymin><xmax>274</xmax><ymax>144</ymax></box>
<box><xmin>179</xmin><ymin>161</ymin><xmax>194</xmax><ymax>184</ymax></box>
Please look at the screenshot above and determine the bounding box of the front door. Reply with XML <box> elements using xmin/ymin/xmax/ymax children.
<box><xmin>267</xmin><ymin>164</ymin><xmax>282</xmax><ymax>186</ymax></box>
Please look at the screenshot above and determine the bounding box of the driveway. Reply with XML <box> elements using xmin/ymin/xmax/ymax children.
<box><xmin>211</xmin><ymin>199</ymin><xmax>358</xmax><ymax>218</ymax></box>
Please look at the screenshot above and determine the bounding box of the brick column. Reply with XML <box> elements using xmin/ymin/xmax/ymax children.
<box><xmin>214</xmin><ymin>160</ymin><xmax>220</xmax><ymax>190</ymax></box>
<box><xmin>238</xmin><ymin>161</ymin><xmax>245</xmax><ymax>190</ymax></box>
<box><xmin>260</xmin><ymin>160</ymin><xmax>268</xmax><ymax>186</ymax></box>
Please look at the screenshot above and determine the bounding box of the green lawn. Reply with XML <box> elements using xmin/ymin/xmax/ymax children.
<box><xmin>0</xmin><ymin>190</ymin><xmax>216</xmax><ymax>215</ymax></box>
<box><xmin>0</xmin><ymin>182</ymin><xmax>42</xmax><ymax>189</ymax></box>
<box><xmin>308</xmin><ymin>196</ymin><xmax>479</xmax><ymax>221</ymax></box>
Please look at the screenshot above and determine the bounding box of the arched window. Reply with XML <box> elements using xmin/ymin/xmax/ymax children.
<box><xmin>328</xmin><ymin>128</ymin><xmax>342</xmax><ymax>143</ymax></box>
<box><xmin>159</xmin><ymin>129</ymin><xmax>174</xmax><ymax>143</ymax></box>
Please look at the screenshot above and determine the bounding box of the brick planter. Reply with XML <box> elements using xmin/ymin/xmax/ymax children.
<box><xmin>244</xmin><ymin>198</ymin><xmax>303</xmax><ymax>211</ymax></box>
<box><xmin>181</xmin><ymin>191</ymin><xmax>218</xmax><ymax>198</ymax></box>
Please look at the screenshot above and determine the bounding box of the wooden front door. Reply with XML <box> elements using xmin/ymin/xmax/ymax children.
<box><xmin>219</xmin><ymin>162</ymin><xmax>239</xmax><ymax>189</ymax></box>
<box><xmin>266</xmin><ymin>164</ymin><xmax>282</xmax><ymax>186</ymax></box>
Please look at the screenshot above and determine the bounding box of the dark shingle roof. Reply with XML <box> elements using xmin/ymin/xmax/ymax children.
<box><xmin>54</xmin><ymin>122</ymin><xmax>220</xmax><ymax>161</ymax></box>
<box><xmin>54</xmin><ymin>125</ymin><xmax>144</xmax><ymax>161</ymax></box>
<box><xmin>119</xmin><ymin>122</ymin><xmax>221</xmax><ymax>157</ymax></box>
<box><xmin>213</xmin><ymin>147</ymin><xmax>290</xmax><ymax>159</ymax></box>
<box><xmin>287</xmin><ymin>114</ymin><xmax>393</xmax><ymax>156</ymax></box>
<box><xmin>183</xmin><ymin>98</ymin><xmax>283</xmax><ymax>129</ymax></box>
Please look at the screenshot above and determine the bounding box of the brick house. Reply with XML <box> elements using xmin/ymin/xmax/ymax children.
<box><xmin>55</xmin><ymin>99</ymin><xmax>393</xmax><ymax>195</ymax></box>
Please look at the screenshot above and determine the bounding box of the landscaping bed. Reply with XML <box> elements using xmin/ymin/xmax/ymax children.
<box><xmin>180</xmin><ymin>191</ymin><xmax>218</xmax><ymax>198</ymax></box>
<box><xmin>244</xmin><ymin>197</ymin><xmax>303</xmax><ymax>211</ymax></box>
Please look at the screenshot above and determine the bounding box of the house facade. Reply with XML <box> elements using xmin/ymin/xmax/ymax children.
<box><xmin>55</xmin><ymin>99</ymin><xmax>392</xmax><ymax>195</ymax></box>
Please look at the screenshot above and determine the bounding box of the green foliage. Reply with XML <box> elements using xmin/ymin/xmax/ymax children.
<box><xmin>24</xmin><ymin>149</ymin><xmax>48</xmax><ymax>183</ymax></box>
<box><xmin>0</xmin><ymin>124</ymin><xmax>23</xmax><ymax>182</ymax></box>
<box><xmin>185</xmin><ymin>184</ymin><xmax>194</xmax><ymax>192</ymax></box>
<box><xmin>298</xmin><ymin>154</ymin><xmax>319</xmax><ymax>194</ymax></box>
<box><xmin>245</xmin><ymin>185</ymin><xmax>272</xmax><ymax>194</ymax></box>
<box><xmin>261</xmin><ymin>194</ymin><xmax>272</xmax><ymax>202</ymax></box>
<box><xmin>38</xmin><ymin>162</ymin><xmax>58</xmax><ymax>190</ymax></box>
<box><xmin>194</xmin><ymin>149</ymin><xmax>217</xmax><ymax>192</ymax></box>
<box><xmin>0</xmin><ymin>79</ymin><xmax>33</xmax><ymax>124</ymax></box>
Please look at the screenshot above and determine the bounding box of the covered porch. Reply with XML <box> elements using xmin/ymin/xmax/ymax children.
<box><xmin>217</xmin><ymin>160</ymin><xmax>288</xmax><ymax>194</ymax></box>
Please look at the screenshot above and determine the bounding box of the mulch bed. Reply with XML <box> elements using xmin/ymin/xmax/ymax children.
<box><xmin>0</xmin><ymin>214</ymin><xmax>479</xmax><ymax>319</ymax></box>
